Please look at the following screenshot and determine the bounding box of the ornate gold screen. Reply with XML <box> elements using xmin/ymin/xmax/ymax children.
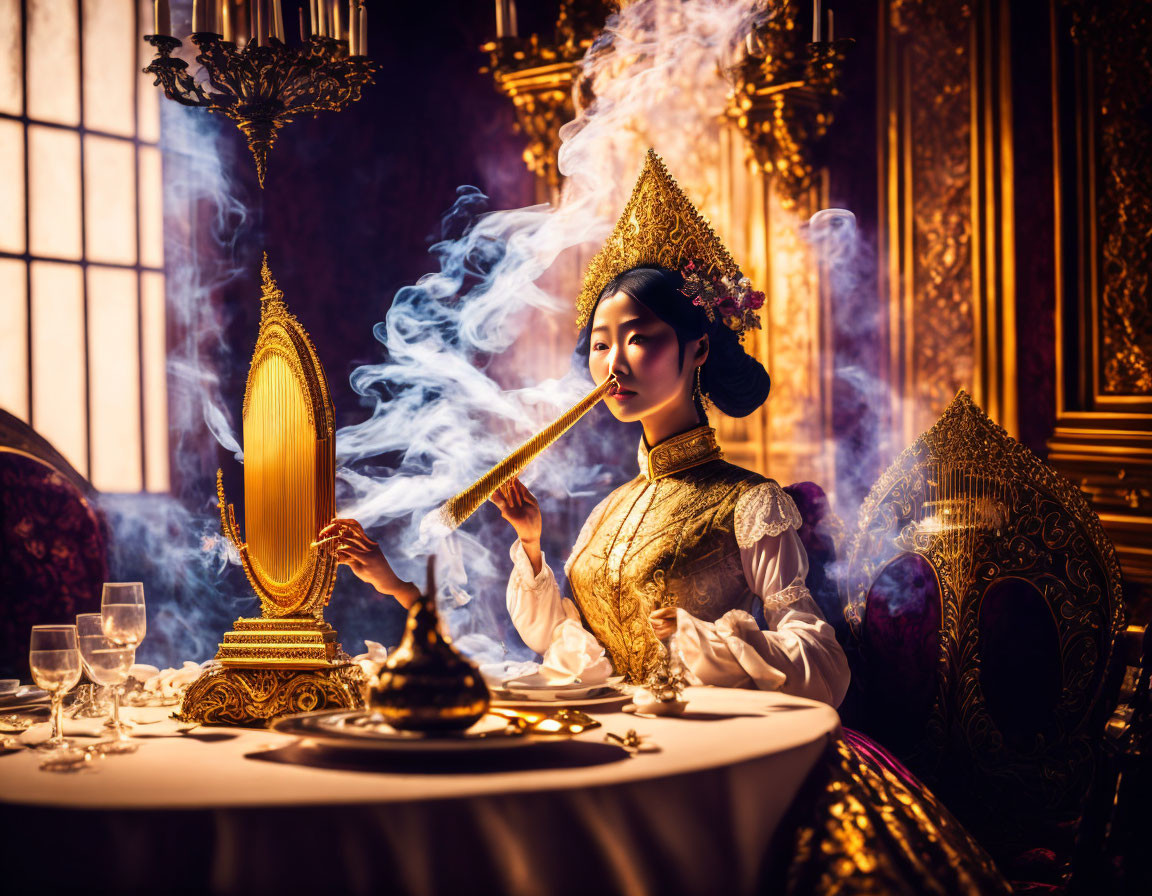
<box><xmin>178</xmin><ymin>256</ymin><xmax>362</xmax><ymax>725</ymax></box>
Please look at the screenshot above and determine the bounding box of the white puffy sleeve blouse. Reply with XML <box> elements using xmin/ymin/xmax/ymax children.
<box><xmin>505</xmin><ymin>482</ymin><xmax>851</xmax><ymax>708</ymax></box>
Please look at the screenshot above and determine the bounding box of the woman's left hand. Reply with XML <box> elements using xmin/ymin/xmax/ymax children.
<box><xmin>649</xmin><ymin>607</ymin><xmax>678</xmax><ymax>640</ymax></box>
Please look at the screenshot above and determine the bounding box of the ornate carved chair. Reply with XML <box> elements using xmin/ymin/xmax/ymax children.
<box><xmin>0</xmin><ymin>410</ymin><xmax>107</xmax><ymax>680</ymax></box>
<box><xmin>839</xmin><ymin>392</ymin><xmax>1127</xmax><ymax>886</ymax></box>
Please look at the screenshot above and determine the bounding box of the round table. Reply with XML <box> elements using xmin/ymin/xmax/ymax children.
<box><xmin>0</xmin><ymin>687</ymin><xmax>840</xmax><ymax>895</ymax></box>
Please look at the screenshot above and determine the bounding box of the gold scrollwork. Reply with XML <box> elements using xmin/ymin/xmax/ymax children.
<box><xmin>177</xmin><ymin>663</ymin><xmax>365</xmax><ymax>727</ymax></box>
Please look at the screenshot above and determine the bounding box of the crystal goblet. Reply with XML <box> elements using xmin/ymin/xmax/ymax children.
<box><xmin>77</xmin><ymin>613</ymin><xmax>137</xmax><ymax>754</ymax></box>
<box><xmin>101</xmin><ymin>583</ymin><xmax>146</xmax><ymax>648</ymax></box>
<box><xmin>28</xmin><ymin>626</ymin><xmax>81</xmax><ymax>752</ymax></box>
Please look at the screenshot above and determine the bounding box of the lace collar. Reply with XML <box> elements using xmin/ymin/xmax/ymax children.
<box><xmin>637</xmin><ymin>426</ymin><xmax>723</xmax><ymax>482</ymax></box>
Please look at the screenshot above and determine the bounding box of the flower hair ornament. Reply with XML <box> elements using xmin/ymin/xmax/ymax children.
<box><xmin>576</xmin><ymin>149</ymin><xmax>763</xmax><ymax>339</ymax></box>
<box><xmin>679</xmin><ymin>260</ymin><xmax>764</xmax><ymax>336</ymax></box>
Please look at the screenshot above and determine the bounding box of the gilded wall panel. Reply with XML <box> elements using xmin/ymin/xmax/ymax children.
<box><xmin>1049</xmin><ymin>0</ymin><xmax>1152</xmax><ymax>591</ymax></box>
<box><xmin>1071</xmin><ymin>3</ymin><xmax>1152</xmax><ymax>397</ymax></box>
<box><xmin>888</xmin><ymin>0</ymin><xmax>975</xmax><ymax>439</ymax></box>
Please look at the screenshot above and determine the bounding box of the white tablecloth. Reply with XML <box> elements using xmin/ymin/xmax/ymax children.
<box><xmin>0</xmin><ymin>687</ymin><xmax>839</xmax><ymax>895</ymax></box>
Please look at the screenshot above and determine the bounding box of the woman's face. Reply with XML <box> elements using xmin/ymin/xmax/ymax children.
<box><xmin>588</xmin><ymin>291</ymin><xmax>702</xmax><ymax>424</ymax></box>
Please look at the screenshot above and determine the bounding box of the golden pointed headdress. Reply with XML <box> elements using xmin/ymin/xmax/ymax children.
<box><xmin>576</xmin><ymin>149</ymin><xmax>746</xmax><ymax>330</ymax></box>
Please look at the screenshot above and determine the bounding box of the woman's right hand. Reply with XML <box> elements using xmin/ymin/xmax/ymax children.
<box><xmin>320</xmin><ymin>518</ymin><xmax>420</xmax><ymax>610</ymax></box>
<box><xmin>490</xmin><ymin>477</ymin><xmax>543</xmax><ymax>576</ymax></box>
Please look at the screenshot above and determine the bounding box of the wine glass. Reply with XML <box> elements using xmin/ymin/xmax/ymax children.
<box><xmin>28</xmin><ymin>625</ymin><xmax>81</xmax><ymax>751</ymax></box>
<box><xmin>71</xmin><ymin>613</ymin><xmax>111</xmax><ymax>719</ymax></box>
<box><xmin>101</xmin><ymin>582</ymin><xmax>146</xmax><ymax>648</ymax></box>
<box><xmin>76</xmin><ymin>613</ymin><xmax>137</xmax><ymax>754</ymax></box>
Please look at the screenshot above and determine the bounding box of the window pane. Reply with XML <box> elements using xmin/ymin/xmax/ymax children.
<box><xmin>31</xmin><ymin>261</ymin><xmax>86</xmax><ymax>477</ymax></box>
<box><xmin>141</xmin><ymin>271</ymin><xmax>168</xmax><ymax>492</ymax></box>
<box><xmin>84</xmin><ymin>135</ymin><xmax>137</xmax><ymax>265</ymax></box>
<box><xmin>139</xmin><ymin>145</ymin><xmax>163</xmax><ymax>268</ymax></box>
<box><xmin>137</xmin><ymin>0</ymin><xmax>160</xmax><ymax>143</ymax></box>
<box><xmin>27</xmin><ymin>0</ymin><xmax>80</xmax><ymax>125</ymax></box>
<box><xmin>0</xmin><ymin>0</ymin><xmax>22</xmax><ymax>115</ymax></box>
<box><xmin>83</xmin><ymin>0</ymin><xmax>135</xmax><ymax>136</ymax></box>
<box><xmin>28</xmin><ymin>126</ymin><xmax>82</xmax><ymax>259</ymax></box>
<box><xmin>88</xmin><ymin>266</ymin><xmax>142</xmax><ymax>492</ymax></box>
<box><xmin>0</xmin><ymin>118</ymin><xmax>24</xmax><ymax>252</ymax></box>
<box><xmin>0</xmin><ymin>259</ymin><xmax>27</xmax><ymax>420</ymax></box>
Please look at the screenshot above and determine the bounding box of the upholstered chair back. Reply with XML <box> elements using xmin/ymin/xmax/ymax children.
<box><xmin>0</xmin><ymin>410</ymin><xmax>106</xmax><ymax>680</ymax></box>
<box><xmin>840</xmin><ymin>392</ymin><xmax>1126</xmax><ymax>870</ymax></box>
<box><xmin>783</xmin><ymin>481</ymin><xmax>847</xmax><ymax>641</ymax></box>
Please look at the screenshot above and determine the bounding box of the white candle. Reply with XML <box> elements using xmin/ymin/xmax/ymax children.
<box><xmin>154</xmin><ymin>0</ymin><xmax>170</xmax><ymax>35</ymax></box>
<box><xmin>255</xmin><ymin>0</ymin><xmax>263</xmax><ymax>45</ymax></box>
<box><xmin>275</xmin><ymin>0</ymin><xmax>285</xmax><ymax>41</ymax></box>
<box><xmin>812</xmin><ymin>0</ymin><xmax>822</xmax><ymax>42</ymax></box>
<box><xmin>508</xmin><ymin>0</ymin><xmax>518</xmax><ymax>38</ymax></box>
<box><xmin>359</xmin><ymin>4</ymin><xmax>366</xmax><ymax>55</ymax></box>
<box><xmin>334</xmin><ymin>0</ymin><xmax>342</xmax><ymax>41</ymax></box>
<box><xmin>348</xmin><ymin>0</ymin><xmax>356</xmax><ymax>50</ymax></box>
<box><xmin>827</xmin><ymin>9</ymin><xmax>834</xmax><ymax>43</ymax></box>
<box><xmin>495</xmin><ymin>0</ymin><xmax>505</xmax><ymax>38</ymax></box>
<box><xmin>222</xmin><ymin>1</ymin><xmax>232</xmax><ymax>41</ymax></box>
<box><xmin>192</xmin><ymin>0</ymin><xmax>202</xmax><ymax>32</ymax></box>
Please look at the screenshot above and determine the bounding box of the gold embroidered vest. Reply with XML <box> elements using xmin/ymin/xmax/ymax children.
<box><xmin>566</xmin><ymin>426</ymin><xmax>766</xmax><ymax>682</ymax></box>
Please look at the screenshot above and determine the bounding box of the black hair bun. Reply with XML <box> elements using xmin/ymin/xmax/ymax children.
<box><xmin>701</xmin><ymin>324</ymin><xmax>771</xmax><ymax>418</ymax></box>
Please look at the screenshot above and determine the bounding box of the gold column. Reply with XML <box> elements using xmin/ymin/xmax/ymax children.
<box><xmin>880</xmin><ymin>0</ymin><xmax>1017</xmax><ymax>445</ymax></box>
<box><xmin>1046</xmin><ymin>0</ymin><xmax>1152</xmax><ymax>594</ymax></box>
<box><xmin>709</xmin><ymin>143</ymin><xmax>832</xmax><ymax>490</ymax></box>
<box><xmin>715</xmin><ymin>4</ymin><xmax>851</xmax><ymax>490</ymax></box>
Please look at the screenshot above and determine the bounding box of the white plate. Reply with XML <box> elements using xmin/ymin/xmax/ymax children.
<box><xmin>271</xmin><ymin>710</ymin><xmax>566</xmax><ymax>752</ymax></box>
<box><xmin>491</xmin><ymin>690</ymin><xmax>631</xmax><ymax>710</ymax></box>
<box><xmin>0</xmin><ymin>686</ymin><xmax>48</xmax><ymax>708</ymax></box>
<box><xmin>500</xmin><ymin>674</ymin><xmax>626</xmax><ymax>701</ymax></box>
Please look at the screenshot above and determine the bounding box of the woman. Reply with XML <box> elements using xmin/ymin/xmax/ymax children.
<box><xmin>493</xmin><ymin>264</ymin><xmax>848</xmax><ymax>706</ymax></box>
<box><xmin>325</xmin><ymin>152</ymin><xmax>849</xmax><ymax>706</ymax></box>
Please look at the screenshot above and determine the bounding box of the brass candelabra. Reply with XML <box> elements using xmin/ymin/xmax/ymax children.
<box><xmin>143</xmin><ymin>32</ymin><xmax>375</xmax><ymax>186</ymax></box>
<box><xmin>480</xmin><ymin>0</ymin><xmax>615</xmax><ymax>202</ymax></box>
<box><xmin>727</xmin><ymin>4</ymin><xmax>853</xmax><ymax>207</ymax></box>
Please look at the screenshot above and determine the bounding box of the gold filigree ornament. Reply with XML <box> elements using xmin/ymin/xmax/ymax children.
<box><xmin>576</xmin><ymin>150</ymin><xmax>757</xmax><ymax>334</ymax></box>
<box><xmin>178</xmin><ymin>255</ymin><xmax>364</xmax><ymax>727</ymax></box>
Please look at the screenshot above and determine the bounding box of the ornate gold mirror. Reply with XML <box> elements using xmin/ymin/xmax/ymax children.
<box><xmin>223</xmin><ymin>259</ymin><xmax>336</xmax><ymax>619</ymax></box>
<box><xmin>178</xmin><ymin>256</ymin><xmax>363</xmax><ymax>725</ymax></box>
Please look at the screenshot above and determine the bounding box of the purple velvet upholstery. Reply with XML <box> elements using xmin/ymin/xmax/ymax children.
<box><xmin>0</xmin><ymin>451</ymin><xmax>106</xmax><ymax>680</ymax></box>
<box><xmin>978</xmin><ymin>578</ymin><xmax>1063</xmax><ymax>747</ymax></box>
<box><xmin>856</xmin><ymin>552</ymin><xmax>942</xmax><ymax>754</ymax></box>
<box><xmin>783</xmin><ymin>482</ymin><xmax>844</xmax><ymax>638</ymax></box>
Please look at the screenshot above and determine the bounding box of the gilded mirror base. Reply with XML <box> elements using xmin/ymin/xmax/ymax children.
<box><xmin>176</xmin><ymin>662</ymin><xmax>365</xmax><ymax>728</ymax></box>
<box><xmin>216</xmin><ymin>616</ymin><xmax>341</xmax><ymax>668</ymax></box>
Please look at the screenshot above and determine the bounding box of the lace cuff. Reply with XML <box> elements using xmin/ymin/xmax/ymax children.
<box><xmin>508</xmin><ymin>540</ymin><xmax>554</xmax><ymax>593</ymax></box>
<box><xmin>735</xmin><ymin>481</ymin><xmax>803</xmax><ymax>549</ymax></box>
<box><xmin>760</xmin><ymin>581</ymin><xmax>811</xmax><ymax>613</ymax></box>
